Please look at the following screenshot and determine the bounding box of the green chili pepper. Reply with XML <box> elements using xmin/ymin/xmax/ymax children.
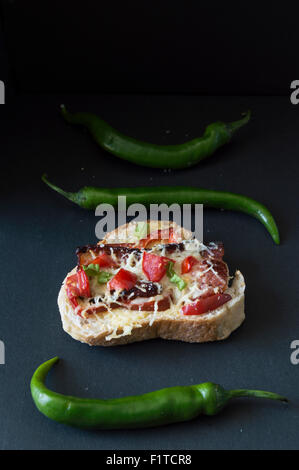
<box><xmin>31</xmin><ymin>357</ymin><xmax>287</xmax><ymax>430</ymax></box>
<box><xmin>42</xmin><ymin>174</ymin><xmax>280</xmax><ymax>244</ymax></box>
<box><xmin>61</xmin><ymin>105</ymin><xmax>250</xmax><ymax>169</ymax></box>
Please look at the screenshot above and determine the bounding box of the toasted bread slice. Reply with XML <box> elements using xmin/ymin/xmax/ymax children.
<box><xmin>58</xmin><ymin>221</ymin><xmax>245</xmax><ymax>346</ymax></box>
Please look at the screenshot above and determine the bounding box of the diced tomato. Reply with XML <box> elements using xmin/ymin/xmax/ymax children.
<box><xmin>108</xmin><ymin>268</ymin><xmax>137</xmax><ymax>291</ymax></box>
<box><xmin>66</xmin><ymin>269</ymin><xmax>91</xmax><ymax>299</ymax></box>
<box><xmin>182</xmin><ymin>293</ymin><xmax>232</xmax><ymax>315</ymax></box>
<box><xmin>66</xmin><ymin>273</ymin><xmax>81</xmax><ymax>297</ymax></box>
<box><xmin>66</xmin><ymin>286</ymin><xmax>80</xmax><ymax>309</ymax></box>
<box><xmin>138</xmin><ymin>228</ymin><xmax>176</xmax><ymax>248</ymax></box>
<box><xmin>168</xmin><ymin>228</ymin><xmax>176</xmax><ymax>243</ymax></box>
<box><xmin>142</xmin><ymin>252</ymin><xmax>173</xmax><ymax>282</ymax></box>
<box><xmin>65</xmin><ymin>268</ymin><xmax>91</xmax><ymax>315</ymax></box>
<box><xmin>77</xmin><ymin>268</ymin><xmax>91</xmax><ymax>298</ymax></box>
<box><xmin>181</xmin><ymin>256</ymin><xmax>199</xmax><ymax>274</ymax></box>
<box><xmin>89</xmin><ymin>252</ymin><xmax>117</xmax><ymax>268</ymax></box>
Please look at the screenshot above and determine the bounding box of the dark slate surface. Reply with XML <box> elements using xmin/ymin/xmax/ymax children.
<box><xmin>0</xmin><ymin>95</ymin><xmax>298</xmax><ymax>449</ymax></box>
<box><xmin>1</xmin><ymin>0</ymin><xmax>297</xmax><ymax>95</ymax></box>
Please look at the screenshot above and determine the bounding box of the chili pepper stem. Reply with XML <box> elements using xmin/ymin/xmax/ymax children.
<box><xmin>60</xmin><ymin>104</ymin><xmax>71</xmax><ymax>123</ymax></box>
<box><xmin>229</xmin><ymin>389</ymin><xmax>288</xmax><ymax>403</ymax></box>
<box><xmin>226</xmin><ymin>110</ymin><xmax>251</xmax><ymax>135</ymax></box>
<box><xmin>60</xmin><ymin>104</ymin><xmax>92</xmax><ymax>127</ymax></box>
<box><xmin>42</xmin><ymin>174</ymin><xmax>79</xmax><ymax>205</ymax></box>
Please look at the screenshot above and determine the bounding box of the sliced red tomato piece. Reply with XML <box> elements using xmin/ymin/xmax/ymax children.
<box><xmin>65</xmin><ymin>269</ymin><xmax>91</xmax><ymax>315</ymax></box>
<box><xmin>89</xmin><ymin>252</ymin><xmax>117</xmax><ymax>268</ymax></box>
<box><xmin>77</xmin><ymin>268</ymin><xmax>91</xmax><ymax>298</ymax></box>
<box><xmin>66</xmin><ymin>269</ymin><xmax>91</xmax><ymax>299</ymax></box>
<box><xmin>66</xmin><ymin>274</ymin><xmax>81</xmax><ymax>312</ymax></box>
<box><xmin>66</xmin><ymin>273</ymin><xmax>81</xmax><ymax>297</ymax></box>
<box><xmin>66</xmin><ymin>287</ymin><xmax>80</xmax><ymax>309</ymax></box>
<box><xmin>108</xmin><ymin>268</ymin><xmax>137</xmax><ymax>291</ymax></box>
<box><xmin>138</xmin><ymin>227</ymin><xmax>176</xmax><ymax>248</ymax></box>
<box><xmin>181</xmin><ymin>256</ymin><xmax>199</xmax><ymax>274</ymax></box>
<box><xmin>142</xmin><ymin>252</ymin><xmax>174</xmax><ymax>282</ymax></box>
<box><xmin>182</xmin><ymin>293</ymin><xmax>232</xmax><ymax>315</ymax></box>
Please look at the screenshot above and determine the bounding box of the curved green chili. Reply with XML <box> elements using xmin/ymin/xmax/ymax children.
<box><xmin>61</xmin><ymin>105</ymin><xmax>251</xmax><ymax>169</ymax></box>
<box><xmin>42</xmin><ymin>174</ymin><xmax>280</xmax><ymax>244</ymax></box>
<box><xmin>31</xmin><ymin>357</ymin><xmax>287</xmax><ymax>430</ymax></box>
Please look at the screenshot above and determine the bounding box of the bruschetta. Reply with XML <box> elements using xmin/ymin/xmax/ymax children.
<box><xmin>58</xmin><ymin>221</ymin><xmax>245</xmax><ymax>346</ymax></box>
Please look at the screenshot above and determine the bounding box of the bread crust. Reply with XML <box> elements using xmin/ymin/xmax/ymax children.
<box><xmin>58</xmin><ymin>221</ymin><xmax>245</xmax><ymax>346</ymax></box>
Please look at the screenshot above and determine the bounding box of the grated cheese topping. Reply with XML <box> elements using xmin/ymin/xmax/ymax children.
<box><xmin>65</xmin><ymin>238</ymin><xmax>230</xmax><ymax>341</ymax></box>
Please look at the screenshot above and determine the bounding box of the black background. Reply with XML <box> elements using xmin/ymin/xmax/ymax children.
<box><xmin>0</xmin><ymin>0</ymin><xmax>299</xmax><ymax>451</ymax></box>
<box><xmin>0</xmin><ymin>0</ymin><xmax>298</xmax><ymax>95</ymax></box>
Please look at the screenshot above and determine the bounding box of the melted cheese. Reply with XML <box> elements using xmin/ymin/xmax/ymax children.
<box><xmin>70</xmin><ymin>239</ymin><xmax>228</xmax><ymax>341</ymax></box>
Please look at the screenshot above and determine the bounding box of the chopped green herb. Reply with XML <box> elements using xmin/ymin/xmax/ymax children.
<box><xmin>82</xmin><ymin>263</ymin><xmax>100</xmax><ymax>276</ymax></box>
<box><xmin>97</xmin><ymin>271</ymin><xmax>113</xmax><ymax>284</ymax></box>
<box><xmin>135</xmin><ymin>221</ymin><xmax>149</xmax><ymax>239</ymax></box>
<box><xmin>83</xmin><ymin>263</ymin><xmax>112</xmax><ymax>284</ymax></box>
<box><xmin>166</xmin><ymin>262</ymin><xmax>187</xmax><ymax>291</ymax></box>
